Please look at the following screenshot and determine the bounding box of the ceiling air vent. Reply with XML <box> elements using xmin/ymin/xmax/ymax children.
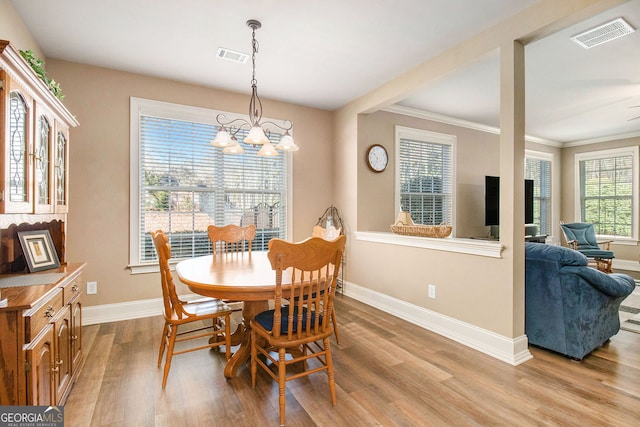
<box><xmin>571</xmin><ymin>17</ymin><xmax>635</xmax><ymax>49</ymax></box>
<box><xmin>216</xmin><ymin>47</ymin><xmax>249</xmax><ymax>63</ymax></box>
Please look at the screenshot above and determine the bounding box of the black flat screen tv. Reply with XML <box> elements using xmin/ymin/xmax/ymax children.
<box><xmin>484</xmin><ymin>176</ymin><xmax>534</xmax><ymax>226</ymax></box>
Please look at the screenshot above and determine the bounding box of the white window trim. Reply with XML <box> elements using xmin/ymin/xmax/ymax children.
<box><xmin>525</xmin><ymin>149</ymin><xmax>553</xmax><ymax>163</ymax></box>
<box><xmin>525</xmin><ymin>149</ymin><xmax>555</xmax><ymax>236</ymax></box>
<box><xmin>128</xmin><ymin>97</ymin><xmax>294</xmax><ymax>274</ymax></box>
<box><xmin>574</xmin><ymin>146</ymin><xmax>639</xmax><ymax>242</ymax></box>
<box><xmin>394</xmin><ymin>126</ymin><xmax>457</xmax><ymax>233</ymax></box>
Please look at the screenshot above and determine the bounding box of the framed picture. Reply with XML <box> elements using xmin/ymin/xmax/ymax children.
<box><xmin>18</xmin><ymin>230</ymin><xmax>61</xmax><ymax>273</ymax></box>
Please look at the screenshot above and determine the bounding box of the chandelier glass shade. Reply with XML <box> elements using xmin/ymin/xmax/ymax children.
<box><xmin>211</xmin><ymin>19</ymin><xmax>298</xmax><ymax>156</ymax></box>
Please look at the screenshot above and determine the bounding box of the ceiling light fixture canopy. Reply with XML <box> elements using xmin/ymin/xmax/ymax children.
<box><xmin>211</xmin><ymin>19</ymin><xmax>298</xmax><ymax>156</ymax></box>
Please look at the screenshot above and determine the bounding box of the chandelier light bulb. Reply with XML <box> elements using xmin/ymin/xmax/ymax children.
<box><xmin>244</xmin><ymin>125</ymin><xmax>269</xmax><ymax>145</ymax></box>
<box><xmin>211</xmin><ymin>128</ymin><xmax>233</xmax><ymax>147</ymax></box>
<box><xmin>275</xmin><ymin>132</ymin><xmax>299</xmax><ymax>151</ymax></box>
<box><xmin>257</xmin><ymin>141</ymin><xmax>279</xmax><ymax>157</ymax></box>
<box><xmin>223</xmin><ymin>140</ymin><xmax>245</xmax><ymax>154</ymax></box>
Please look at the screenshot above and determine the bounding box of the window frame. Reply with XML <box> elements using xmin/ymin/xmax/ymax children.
<box><xmin>129</xmin><ymin>97</ymin><xmax>294</xmax><ymax>273</ymax></box>
<box><xmin>394</xmin><ymin>126</ymin><xmax>456</xmax><ymax>233</ymax></box>
<box><xmin>525</xmin><ymin>150</ymin><xmax>553</xmax><ymax>236</ymax></box>
<box><xmin>574</xmin><ymin>146</ymin><xmax>639</xmax><ymax>242</ymax></box>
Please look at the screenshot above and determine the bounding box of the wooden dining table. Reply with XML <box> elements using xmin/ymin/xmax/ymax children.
<box><xmin>175</xmin><ymin>251</ymin><xmax>288</xmax><ymax>379</ymax></box>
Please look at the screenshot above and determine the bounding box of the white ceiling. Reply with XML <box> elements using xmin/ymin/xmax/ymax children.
<box><xmin>10</xmin><ymin>0</ymin><xmax>640</xmax><ymax>144</ymax></box>
<box><xmin>399</xmin><ymin>1</ymin><xmax>640</xmax><ymax>143</ymax></box>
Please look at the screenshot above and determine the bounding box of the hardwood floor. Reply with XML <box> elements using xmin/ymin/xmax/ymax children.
<box><xmin>65</xmin><ymin>296</ymin><xmax>640</xmax><ymax>426</ymax></box>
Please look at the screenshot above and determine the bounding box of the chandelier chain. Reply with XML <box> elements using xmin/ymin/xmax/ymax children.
<box><xmin>251</xmin><ymin>26</ymin><xmax>259</xmax><ymax>86</ymax></box>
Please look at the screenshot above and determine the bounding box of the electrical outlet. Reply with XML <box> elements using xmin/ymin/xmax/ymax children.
<box><xmin>428</xmin><ymin>284</ymin><xmax>436</xmax><ymax>299</ymax></box>
<box><xmin>87</xmin><ymin>281</ymin><xmax>97</xmax><ymax>295</ymax></box>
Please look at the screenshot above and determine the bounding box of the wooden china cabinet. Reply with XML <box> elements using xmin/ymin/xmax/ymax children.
<box><xmin>0</xmin><ymin>40</ymin><xmax>84</xmax><ymax>406</ymax></box>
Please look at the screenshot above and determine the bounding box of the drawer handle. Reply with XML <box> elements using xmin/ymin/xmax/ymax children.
<box><xmin>71</xmin><ymin>335</ymin><xmax>79</xmax><ymax>340</ymax></box>
<box><xmin>51</xmin><ymin>361</ymin><xmax>61</xmax><ymax>373</ymax></box>
<box><xmin>45</xmin><ymin>306</ymin><xmax>55</xmax><ymax>318</ymax></box>
<box><xmin>72</xmin><ymin>284</ymin><xmax>79</xmax><ymax>292</ymax></box>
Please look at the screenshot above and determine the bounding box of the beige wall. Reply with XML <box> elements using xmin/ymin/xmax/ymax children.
<box><xmin>358</xmin><ymin>110</ymin><xmax>501</xmax><ymax>238</ymax></box>
<box><xmin>0</xmin><ymin>0</ymin><xmax>44</xmax><ymax>59</ymax></box>
<box><xmin>43</xmin><ymin>59</ymin><xmax>333</xmax><ymax>307</ymax></box>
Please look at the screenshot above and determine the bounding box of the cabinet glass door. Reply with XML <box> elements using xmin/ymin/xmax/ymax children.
<box><xmin>55</xmin><ymin>129</ymin><xmax>68</xmax><ymax>211</ymax></box>
<box><xmin>35</xmin><ymin>114</ymin><xmax>53</xmax><ymax>212</ymax></box>
<box><xmin>6</xmin><ymin>92</ymin><xmax>31</xmax><ymax>212</ymax></box>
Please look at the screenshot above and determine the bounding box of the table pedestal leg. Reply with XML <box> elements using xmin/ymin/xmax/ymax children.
<box><xmin>224</xmin><ymin>300</ymin><xmax>268</xmax><ymax>379</ymax></box>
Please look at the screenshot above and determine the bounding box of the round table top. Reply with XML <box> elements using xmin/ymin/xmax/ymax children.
<box><xmin>176</xmin><ymin>251</ymin><xmax>285</xmax><ymax>301</ymax></box>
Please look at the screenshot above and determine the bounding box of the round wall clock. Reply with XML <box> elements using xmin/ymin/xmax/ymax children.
<box><xmin>366</xmin><ymin>144</ymin><xmax>388</xmax><ymax>173</ymax></box>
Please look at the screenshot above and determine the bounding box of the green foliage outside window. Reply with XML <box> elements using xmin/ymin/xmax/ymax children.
<box><xmin>581</xmin><ymin>155</ymin><xmax>633</xmax><ymax>237</ymax></box>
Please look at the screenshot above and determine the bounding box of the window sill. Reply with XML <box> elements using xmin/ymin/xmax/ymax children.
<box><xmin>128</xmin><ymin>262</ymin><xmax>175</xmax><ymax>275</ymax></box>
<box><xmin>354</xmin><ymin>231</ymin><xmax>504</xmax><ymax>258</ymax></box>
<box><xmin>609</xmin><ymin>238</ymin><xmax>640</xmax><ymax>246</ymax></box>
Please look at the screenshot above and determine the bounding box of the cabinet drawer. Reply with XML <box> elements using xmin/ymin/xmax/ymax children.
<box><xmin>61</xmin><ymin>274</ymin><xmax>82</xmax><ymax>305</ymax></box>
<box><xmin>25</xmin><ymin>290</ymin><xmax>63</xmax><ymax>344</ymax></box>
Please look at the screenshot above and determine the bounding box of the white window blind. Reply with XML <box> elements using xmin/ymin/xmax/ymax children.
<box><xmin>396</xmin><ymin>127</ymin><xmax>454</xmax><ymax>227</ymax></box>
<box><xmin>525</xmin><ymin>155</ymin><xmax>552</xmax><ymax>235</ymax></box>
<box><xmin>577</xmin><ymin>148</ymin><xmax>636</xmax><ymax>238</ymax></box>
<box><xmin>131</xmin><ymin>98</ymin><xmax>288</xmax><ymax>267</ymax></box>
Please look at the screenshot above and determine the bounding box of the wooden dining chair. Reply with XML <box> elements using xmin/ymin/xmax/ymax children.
<box><xmin>310</xmin><ymin>225</ymin><xmax>344</xmax><ymax>344</ymax></box>
<box><xmin>250</xmin><ymin>235</ymin><xmax>346</xmax><ymax>427</ymax></box>
<box><xmin>151</xmin><ymin>230</ymin><xmax>232</xmax><ymax>389</ymax></box>
<box><xmin>207</xmin><ymin>224</ymin><xmax>256</xmax><ymax>254</ymax></box>
<box><xmin>207</xmin><ymin>224</ymin><xmax>257</xmax><ymax>311</ymax></box>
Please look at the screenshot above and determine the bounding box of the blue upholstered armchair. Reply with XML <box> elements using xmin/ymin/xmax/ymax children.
<box><xmin>559</xmin><ymin>222</ymin><xmax>614</xmax><ymax>273</ymax></box>
<box><xmin>525</xmin><ymin>243</ymin><xmax>635</xmax><ymax>360</ymax></box>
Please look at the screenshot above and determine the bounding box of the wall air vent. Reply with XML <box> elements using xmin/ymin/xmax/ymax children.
<box><xmin>571</xmin><ymin>17</ymin><xmax>635</xmax><ymax>49</ymax></box>
<box><xmin>216</xmin><ymin>47</ymin><xmax>249</xmax><ymax>63</ymax></box>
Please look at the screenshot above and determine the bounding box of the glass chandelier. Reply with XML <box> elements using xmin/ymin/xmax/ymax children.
<box><xmin>210</xmin><ymin>19</ymin><xmax>298</xmax><ymax>156</ymax></box>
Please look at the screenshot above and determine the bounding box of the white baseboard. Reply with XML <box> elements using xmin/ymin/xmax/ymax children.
<box><xmin>342</xmin><ymin>281</ymin><xmax>533</xmax><ymax>366</ymax></box>
<box><xmin>82</xmin><ymin>294</ymin><xmax>214</xmax><ymax>326</ymax></box>
<box><xmin>82</xmin><ymin>298</ymin><xmax>163</xmax><ymax>325</ymax></box>
<box><xmin>83</xmin><ymin>286</ymin><xmax>533</xmax><ymax>366</ymax></box>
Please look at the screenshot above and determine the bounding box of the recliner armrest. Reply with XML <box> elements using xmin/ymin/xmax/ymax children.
<box><xmin>562</xmin><ymin>266</ymin><xmax>635</xmax><ymax>297</ymax></box>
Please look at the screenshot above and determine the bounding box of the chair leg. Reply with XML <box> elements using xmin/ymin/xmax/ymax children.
<box><xmin>250</xmin><ymin>330</ymin><xmax>257</xmax><ymax>388</ymax></box>
<box><xmin>157</xmin><ymin>322</ymin><xmax>169</xmax><ymax>366</ymax></box>
<box><xmin>331</xmin><ymin>306</ymin><xmax>340</xmax><ymax>344</ymax></box>
<box><xmin>596</xmin><ymin>258</ymin><xmax>613</xmax><ymax>274</ymax></box>
<box><xmin>324</xmin><ymin>337</ymin><xmax>337</xmax><ymax>406</ymax></box>
<box><xmin>224</xmin><ymin>314</ymin><xmax>231</xmax><ymax>360</ymax></box>
<box><xmin>301</xmin><ymin>344</ymin><xmax>308</xmax><ymax>372</ymax></box>
<box><xmin>162</xmin><ymin>324</ymin><xmax>178</xmax><ymax>389</ymax></box>
<box><xmin>278</xmin><ymin>348</ymin><xmax>287</xmax><ymax>427</ymax></box>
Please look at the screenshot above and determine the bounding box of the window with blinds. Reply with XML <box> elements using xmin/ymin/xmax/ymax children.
<box><xmin>396</xmin><ymin>127</ymin><xmax>454</xmax><ymax>227</ymax></box>
<box><xmin>525</xmin><ymin>154</ymin><xmax>552</xmax><ymax>235</ymax></box>
<box><xmin>576</xmin><ymin>148</ymin><xmax>637</xmax><ymax>238</ymax></box>
<box><xmin>131</xmin><ymin>98</ymin><xmax>288</xmax><ymax>267</ymax></box>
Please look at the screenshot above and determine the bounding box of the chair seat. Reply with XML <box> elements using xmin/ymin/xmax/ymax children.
<box><xmin>182</xmin><ymin>298</ymin><xmax>231</xmax><ymax>317</ymax></box>
<box><xmin>254</xmin><ymin>306</ymin><xmax>323</xmax><ymax>334</ymax></box>
<box><xmin>579</xmin><ymin>249</ymin><xmax>614</xmax><ymax>259</ymax></box>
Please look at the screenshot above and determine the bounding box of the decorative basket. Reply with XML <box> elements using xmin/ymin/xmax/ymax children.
<box><xmin>390</xmin><ymin>222</ymin><xmax>452</xmax><ymax>238</ymax></box>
